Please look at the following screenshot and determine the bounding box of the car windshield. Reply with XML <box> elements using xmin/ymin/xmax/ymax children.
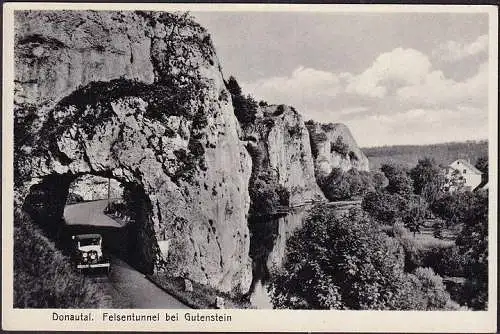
<box><xmin>79</xmin><ymin>238</ymin><xmax>100</xmax><ymax>247</ymax></box>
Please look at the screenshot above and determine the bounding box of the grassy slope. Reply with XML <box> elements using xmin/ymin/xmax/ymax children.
<box><xmin>13</xmin><ymin>209</ymin><xmax>111</xmax><ymax>308</ymax></box>
<box><xmin>362</xmin><ymin>141</ymin><xmax>488</xmax><ymax>170</ymax></box>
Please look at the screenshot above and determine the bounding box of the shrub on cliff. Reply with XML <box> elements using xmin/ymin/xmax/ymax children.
<box><xmin>13</xmin><ymin>209</ymin><xmax>110</xmax><ymax>308</ymax></box>
<box><xmin>269</xmin><ymin>206</ymin><xmax>457</xmax><ymax>310</ymax></box>
<box><xmin>225</xmin><ymin>76</ymin><xmax>258</xmax><ymax>125</ymax></box>
<box><xmin>249</xmin><ymin>171</ymin><xmax>290</xmax><ymax>217</ymax></box>
<box><xmin>330</xmin><ymin>136</ymin><xmax>349</xmax><ymax>156</ymax></box>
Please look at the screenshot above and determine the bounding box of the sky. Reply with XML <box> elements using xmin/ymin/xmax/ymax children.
<box><xmin>192</xmin><ymin>11</ymin><xmax>490</xmax><ymax>147</ymax></box>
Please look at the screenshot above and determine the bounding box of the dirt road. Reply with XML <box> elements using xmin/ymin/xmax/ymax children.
<box><xmin>92</xmin><ymin>257</ymin><xmax>189</xmax><ymax>309</ymax></box>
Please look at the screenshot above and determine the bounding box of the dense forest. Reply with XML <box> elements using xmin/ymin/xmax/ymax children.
<box><xmin>362</xmin><ymin>141</ymin><xmax>488</xmax><ymax>170</ymax></box>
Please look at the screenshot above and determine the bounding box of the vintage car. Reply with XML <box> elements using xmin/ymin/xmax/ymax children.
<box><xmin>71</xmin><ymin>234</ymin><xmax>110</xmax><ymax>274</ymax></box>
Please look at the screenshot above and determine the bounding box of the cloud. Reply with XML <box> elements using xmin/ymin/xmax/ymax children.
<box><xmin>346</xmin><ymin>106</ymin><xmax>488</xmax><ymax>147</ymax></box>
<box><xmin>396</xmin><ymin>62</ymin><xmax>488</xmax><ymax>107</ymax></box>
<box><xmin>240</xmin><ymin>46</ymin><xmax>488</xmax><ymax>146</ymax></box>
<box><xmin>345</xmin><ymin>48</ymin><xmax>431</xmax><ymax>98</ymax></box>
<box><xmin>338</xmin><ymin>106</ymin><xmax>369</xmax><ymax>116</ymax></box>
<box><xmin>433</xmin><ymin>34</ymin><xmax>488</xmax><ymax>62</ymax></box>
<box><xmin>242</xmin><ymin>66</ymin><xmax>342</xmax><ymax>107</ymax></box>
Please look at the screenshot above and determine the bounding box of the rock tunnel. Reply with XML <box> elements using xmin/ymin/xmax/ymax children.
<box><xmin>22</xmin><ymin>171</ymin><xmax>158</xmax><ymax>274</ymax></box>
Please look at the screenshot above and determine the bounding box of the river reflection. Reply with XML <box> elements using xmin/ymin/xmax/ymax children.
<box><xmin>248</xmin><ymin>205</ymin><xmax>311</xmax><ymax>309</ymax></box>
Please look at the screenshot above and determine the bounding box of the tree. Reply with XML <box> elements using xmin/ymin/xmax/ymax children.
<box><xmin>269</xmin><ymin>206</ymin><xmax>456</xmax><ymax>310</ymax></box>
<box><xmin>319</xmin><ymin>168</ymin><xmax>351</xmax><ymax>201</ymax></box>
<box><xmin>410</xmin><ymin>157</ymin><xmax>445</xmax><ymax>203</ymax></box>
<box><xmin>269</xmin><ymin>207</ymin><xmax>405</xmax><ymax>309</ymax></box>
<box><xmin>225</xmin><ymin>75</ymin><xmax>258</xmax><ymax>124</ymax></box>
<box><xmin>430</xmin><ymin>191</ymin><xmax>477</xmax><ymax>229</ymax></box>
<box><xmin>362</xmin><ymin>191</ymin><xmax>402</xmax><ymax>224</ymax></box>
<box><xmin>455</xmin><ymin>190</ymin><xmax>488</xmax><ymax>309</ymax></box>
<box><xmin>444</xmin><ymin>169</ymin><xmax>466</xmax><ymax>192</ymax></box>
<box><xmin>381</xmin><ymin>163</ymin><xmax>414</xmax><ymax>195</ymax></box>
<box><xmin>225</xmin><ymin>75</ymin><xmax>242</xmax><ymax>96</ymax></box>
<box><xmin>475</xmin><ymin>156</ymin><xmax>488</xmax><ymax>174</ymax></box>
<box><xmin>475</xmin><ymin>156</ymin><xmax>488</xmax><ymax>185</ymax></box>
<box><xmin>430</xmin><ymin>189</ymin><xmax>488</xmax><ymax>309</ymax></box>
<box><xmin>401</xmin><ymin>194</ymin><xmax>428</xmax><ymax>235</ymax></box>
<box><xmin>319</xmin><ymin>168</ymin><xmax>374</xmax><ymax>201</ymax></box>
<box><xmin>362</xmin><ymin>189</ymin><xmax>427</xmax><ymax>233</ymax></box>
<box><xmin>371</xmin><ymin>170</ymin><xmax>389</xmax><ymax>191</ymax></box>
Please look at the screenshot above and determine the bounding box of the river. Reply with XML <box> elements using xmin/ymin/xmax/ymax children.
<box><xmin>248</xmin><ymin>205</ymin><xmax>312</xmax><ymax>309</ymax></box>
<box><xmin>247</xmin><ymin>201</ymin><xmax>361</xmax><ymax>308</ymax></box>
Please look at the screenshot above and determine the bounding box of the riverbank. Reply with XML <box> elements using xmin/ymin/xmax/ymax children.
<box><xmin>146</xmin><ymin>274</ymin><xmax>254</xmax><ymax>309</ymax></box>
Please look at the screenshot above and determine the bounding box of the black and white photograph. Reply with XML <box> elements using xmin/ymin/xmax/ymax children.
<box><xmin>2</xmin><ymin>3</ymin><xmax>497</xmax><ymax>332</ymax></box>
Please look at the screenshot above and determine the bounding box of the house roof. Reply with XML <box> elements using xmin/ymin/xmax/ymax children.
<box><xmin>450</xmin><ymin>159</ymin><xmax>482</xmax><ymax>175</ymax></box>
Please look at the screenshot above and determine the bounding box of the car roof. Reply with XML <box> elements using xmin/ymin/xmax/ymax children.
<box><xmin>74</xmin><ymin>233</ymin><xmax>102</xmax><ymax>240</ymax></box>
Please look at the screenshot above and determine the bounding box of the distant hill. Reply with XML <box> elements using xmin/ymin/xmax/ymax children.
<box><xmin>362</xmin><ymin>141</ymin><xmax>488</xmax><ymax>170</ymax></box>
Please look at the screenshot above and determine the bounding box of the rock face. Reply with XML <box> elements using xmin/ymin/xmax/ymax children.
<box><xmin>14</xmin><ymin>11</ymin><xmax>252</xmax><ymax>294</ymax></box>
<box><xmin>69</xmin><ymin>175</ymin><xmax>123</xmax><ymax>201</ymax></box>
<box><xmin>306</xmin><ymin>121</ymin><xmax>370</xmax><ymax>179</ymax></box>
<box><xmin>242</xmin><ymin>105</ymin><xmax>325</xmax><ymax>206</ymax></box>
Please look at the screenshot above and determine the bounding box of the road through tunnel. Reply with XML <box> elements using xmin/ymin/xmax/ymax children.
<box><xmin>22</xmin><ymin>172</ymin><xmax>158</xmax><ymax>275</ymax></box>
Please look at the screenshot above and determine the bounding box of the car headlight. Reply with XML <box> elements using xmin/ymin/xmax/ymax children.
<box><xmin>82</xmin><ymin>252</ymin><xmax>88</xmax><ymax>258</ymax></box>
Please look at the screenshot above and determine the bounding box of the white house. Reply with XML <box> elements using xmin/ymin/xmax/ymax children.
<box><xmin>443</xmin><ymin>159</ymin><xmax>483</xmax><ymax>192</ymax></box>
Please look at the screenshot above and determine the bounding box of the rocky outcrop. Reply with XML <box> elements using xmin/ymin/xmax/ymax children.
<box><xmin>306</xmin><ymin>121</ymin><xmax>369</xmax><ymax>179</ymax></box>
<box><xmin>241</xmin><ymin>105</ymin><xmax>325</xmax><ymax>206</ymax></box>
<box><xmin>15</xmin><ymin>11</ymin><xmax>252</xmax><ymax>294</ymax></box>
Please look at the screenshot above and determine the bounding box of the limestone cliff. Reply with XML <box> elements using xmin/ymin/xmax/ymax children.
<box><xmin>14</xmin><ymin>11</ymin><xmax>252</xmax><ymax>294</ymax></box>
<box><xmin>306</xmin><ymin>121</ymin><xmax>370</xmax><ymax>180</ymax></box>
<box><xmin>69</xmin><ymin>175</ymin><xmax>123</xmax><ymax>201</ymax></box>
<box><xmin>241</xmin><ymin>105</ymin><xmax>325</xmax><ymax>207</ymax></box>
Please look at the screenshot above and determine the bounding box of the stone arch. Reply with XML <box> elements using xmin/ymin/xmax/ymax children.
<box><xmin>22</xmin><ymin>169</ymin><xmax>158</xmax><ymax>274</ymax></box>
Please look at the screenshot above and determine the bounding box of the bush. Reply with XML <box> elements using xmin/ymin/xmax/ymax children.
<box><xmin>13</xmin><ymin>209</ymin><xmax>110</xmax><ymax>308</ymax></box>
<box><xmin>412</xmin><ymin>267</ymin><xmax>459</xmax><ymax>310</ymax></box>
<box><xmin>370</xmin><ymin>170</ymin><xmax>389</xmax><ymax>191</ymax></box>
<box><xmin>392</xmin><ymin>223</ymin><xmax>424</xmax><ymax>271</ymax></box>
<box><xmin>423</xmin><ymin>245</ymin><xmax>465</xmax><ymax>277</ymax></box>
